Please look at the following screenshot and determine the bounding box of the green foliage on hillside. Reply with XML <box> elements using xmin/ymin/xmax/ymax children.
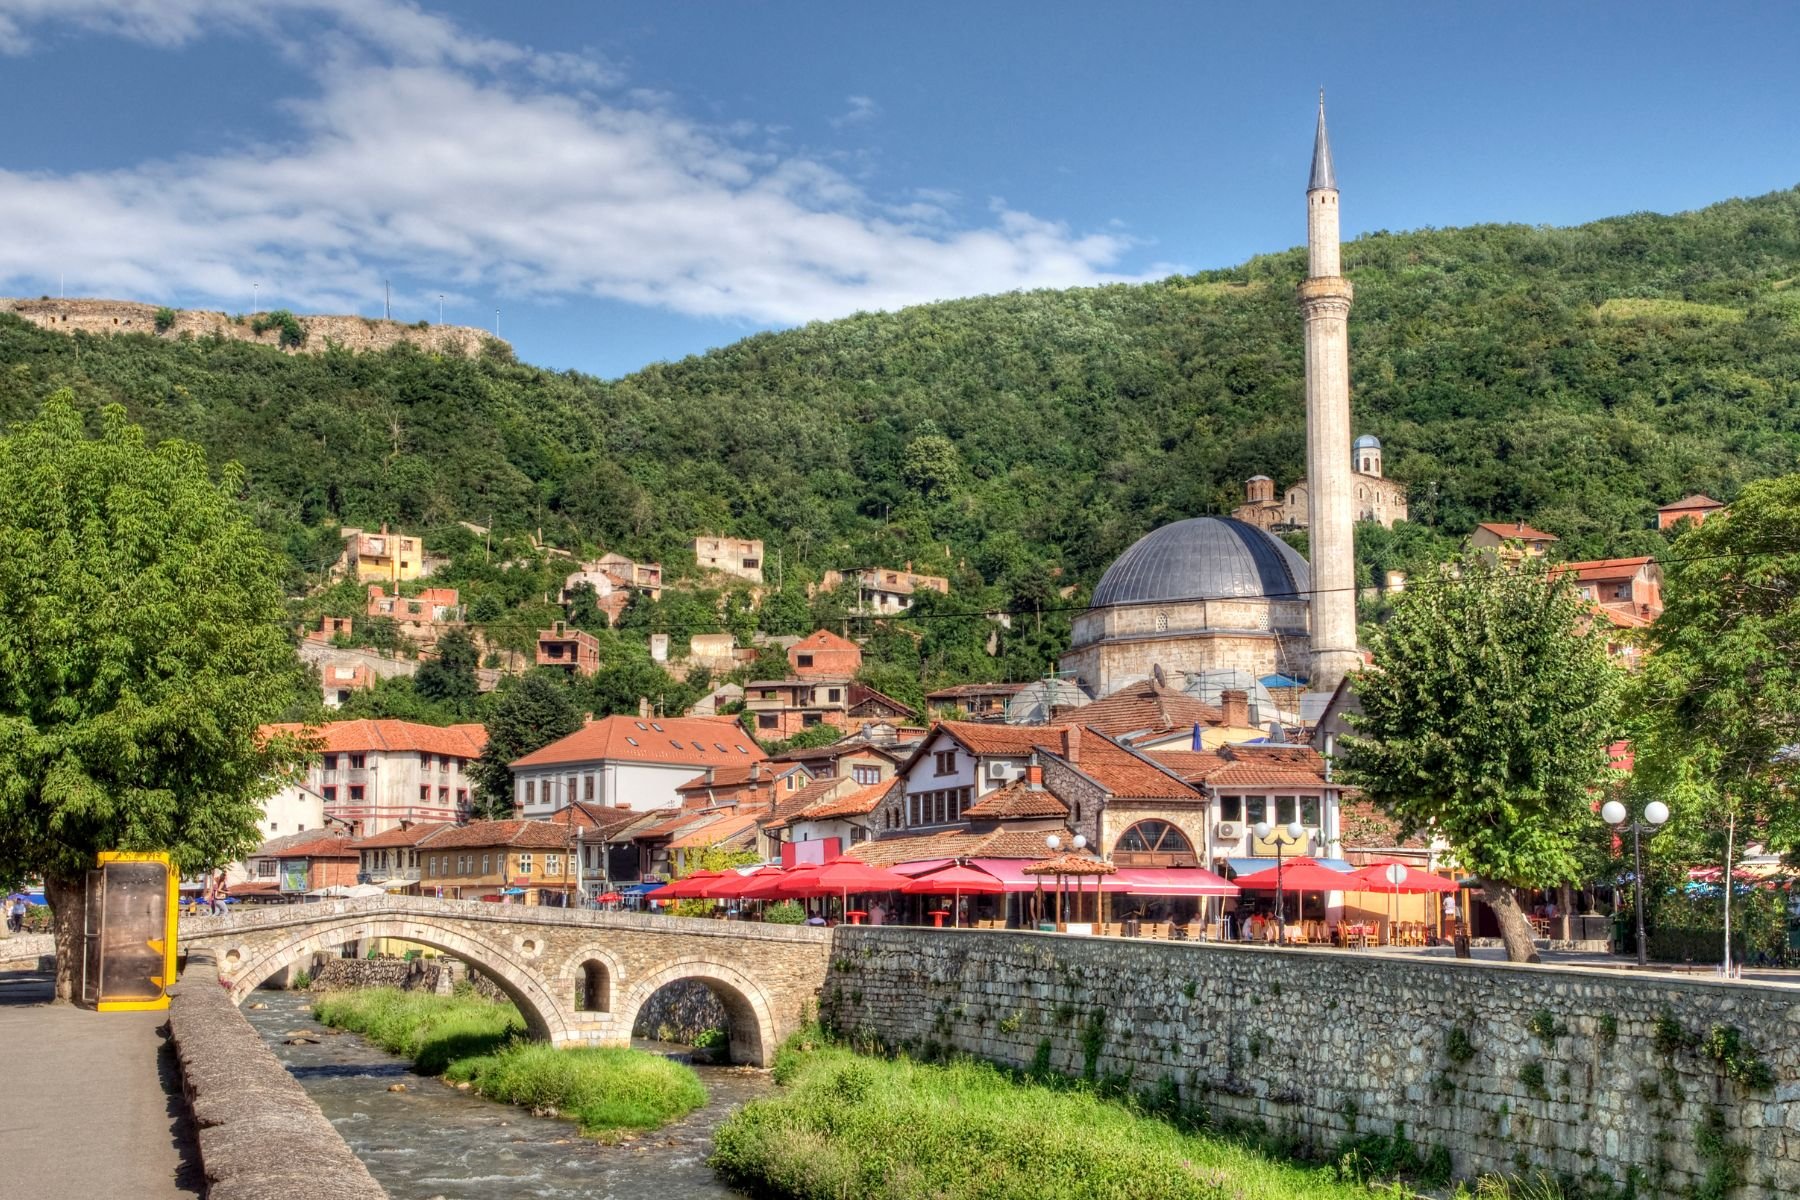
<box><xmin>4</xmin><ymin>187</ymin><xmax>1800</xmax><ymax>695</ymax></box>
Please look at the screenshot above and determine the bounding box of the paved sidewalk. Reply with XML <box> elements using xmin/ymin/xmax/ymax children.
<box><xmin>0</xmin><ymin>969</ymin><xmax>202</xmax><ymax>1199</ymax></box>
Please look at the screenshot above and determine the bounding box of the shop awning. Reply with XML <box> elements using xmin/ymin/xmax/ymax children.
<box><xmin>1112</xmin><ymin>867</ymin><xmax>1239</xmax><ymax>897</ymax></box>
<box><xmin>968</xmin><ymin>858</ymin><xmax>1053</xmax><ymax>892</ymax></box>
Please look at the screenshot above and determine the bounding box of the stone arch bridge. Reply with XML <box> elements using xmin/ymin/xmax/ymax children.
<box><xmin>178</xmin><ymin>897</ymin><xmax>831</xmax><ymax>1065</ymax></box>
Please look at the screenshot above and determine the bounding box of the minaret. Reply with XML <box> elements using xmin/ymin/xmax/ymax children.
<box><xmin>1299</xmin><ymin>92</ymin><xmax>1361</xmax><ymax>691</ymax></box>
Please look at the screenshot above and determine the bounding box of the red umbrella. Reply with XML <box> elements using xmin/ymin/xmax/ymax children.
<box><xmin>901</xmin><ymin>864</ymin><xmax>1004</xmax><ymax>927</ymax></box>
<box><xmin>1231</xmin><ymin>857</ymin><xmax>1355</xmax><ymax>892</ymax></box>
<box><xmin>775</xmin><ymin>859</ymin><xmax>909</xmax><ymax>919</ymax></box>
<box><xmin>709</xmin><ymin>866</ymin><xmax>785</xmax><ymax>899</ymax></box>
<box><xmin>740</xmin><ymin>864</ymin><xmax>814</xmax><ymax>900</ymax></box>
<box><xmin>596</xmin><ymin>891</ymin><xmax>623</xmax><ymax>903</ymax></box>
<box><xmin>1346</xmin><ymin>861</ymin><xmax>1457</xmax><ymax>893</ymax></box>
<box><xmin>646</xmin><ymin>869</ymin><xmax>724</xmax><ymax>901</ymax></box>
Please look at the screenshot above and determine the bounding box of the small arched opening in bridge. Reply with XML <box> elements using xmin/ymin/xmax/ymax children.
<box><xmin>619</xmin><ymin>958</ymin><xmax>780</xmax><ymax>1067</ymax></box>
<box><xmin>575</xmin><ymin>958</ymin><xmax>612</xmax><ymax>1014</ymax></box>
<box><xmin>211</xmin><ymin>916</ymin><xmax>567</xmax><ymax>1044</ymax></box>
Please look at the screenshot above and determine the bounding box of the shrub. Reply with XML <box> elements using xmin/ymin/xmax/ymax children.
<box><xmin>763</xmin><ymin>900</ymin><xmax>806</xmax><ymax>925</ymax></box>
<box><xmin>153</xmin><ymin>307</ymin><xmax>177</xmax><ymax>333</ymax></box>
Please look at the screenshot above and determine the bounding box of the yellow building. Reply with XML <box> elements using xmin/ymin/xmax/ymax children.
<box><xmin>341</xmin><ymin>524</ymin><xmax>426</xmax><ymax>582</ymax></box>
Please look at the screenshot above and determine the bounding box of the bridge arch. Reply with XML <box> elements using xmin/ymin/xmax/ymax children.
<box><xmin>617</xmin><ymin>956</ymin><xmax>780</xmax><ymax>1066</ymax></box>
<box><xmin>215</xmin><ymin>915</ymin><xmax>570</xmax><ymax>1043</ymax></box>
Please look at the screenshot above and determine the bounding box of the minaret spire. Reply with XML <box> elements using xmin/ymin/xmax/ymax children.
<box><xmin>1309</xmin><ymin>90</ymin><xmax>1336</xmax><ymax>192</ymax></box>
<box><xmin>1298</xmin><ymin>93</ymin><xmax>1359</xmax><ymax>692</ymax></box>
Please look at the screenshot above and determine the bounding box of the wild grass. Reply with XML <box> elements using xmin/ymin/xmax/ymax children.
<box><xmin>709</xmin><ymin>1034</ymin><xmax>1392</xmax><ymax>1200</ymax></box>
<box><xmin>311</xmin><ymin>987</ymin><xmax>706</xmax><ymax>1137</ymax></box>
<box><xmin>1596</xmin><ymin>297</ymin><xmax>1744</xmax><ymax>325</ymax></box>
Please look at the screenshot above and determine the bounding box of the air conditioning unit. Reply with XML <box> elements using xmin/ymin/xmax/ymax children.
<box><xmin>986</xmin><ymin>761</ymin><xmax>1017</xmax><ymax>782</ymax></box>
<box><xmin>1216</xmin><ymin>822</ymin><xmax>1240</xmax><ymax>840</ymax></box>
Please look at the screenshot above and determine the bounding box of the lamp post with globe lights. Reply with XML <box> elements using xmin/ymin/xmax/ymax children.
<box><xmin>1252</xmin><ymin>820</ymin><xmax>1306</xmax><ymax>944</ymax></box>
<box><xmin>1601</xmin><ymin>799</ymin><xmax>1669</xmax><ymax>968</ymax></box>
<box><xmin>1043</xmin><ymin>833</ymin><xmax>1090</xmax><ymax>927</ymax></box>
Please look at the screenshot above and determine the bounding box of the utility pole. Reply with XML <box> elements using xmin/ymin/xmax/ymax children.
<box><xmin>384</xmin><ymin>280</ymin><xmax>391</xmax><ymax>321</ymax></box>
<box><xmin>438</xmin><ymin>294</ymin><xmax>444</xmax><ymax>325</ymax></box>
<box><xmin>495</xmin><ymin>307</ymin><xmax>501</xmax><ymax>337</ymax></box>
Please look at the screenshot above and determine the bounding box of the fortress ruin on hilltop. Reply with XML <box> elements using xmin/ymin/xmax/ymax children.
<box><xmin>0</xmin><ymin>297</ymin><xmax>507</xmax><ymax>358</ymax></box>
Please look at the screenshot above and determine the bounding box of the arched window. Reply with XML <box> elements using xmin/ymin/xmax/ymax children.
<box><xmin>1113</xmin><ymin>820</ymin><xmax>1197</xmax><ymax>867</ymax></box>
<box><xmin>575</xmin><ymin>959</ymin><xmax>610</xmax><ymax>1013</ymax></box>
<box><xmin>1154</xmin><ymin>611</ymin><xmax>1170</xmax><ymax>633</ymax></box>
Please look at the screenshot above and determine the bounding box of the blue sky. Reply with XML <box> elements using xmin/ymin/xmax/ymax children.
<box><xmin>1</xmin><ymin>1</ymin><xmax>1796</xmax><ymax>377</ymax></box>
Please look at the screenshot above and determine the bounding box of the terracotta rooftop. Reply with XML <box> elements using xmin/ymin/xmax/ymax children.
<box><xmin>769</xmin><ymin>738</ymin><xmax>908</xmax><ymax>765</ymax></box>
<box><xmin>1339</xmin><ymin>798</ymin><xmax>1429</xmax><ymax>851</ymax></box>
<box><xmin>761</xmin><ymin>777</ymin><xmax>858</xmax><ymax>830</ymax></box>
<box><xmin>1551</xmin><ymin>556</ymin><xmax>1655</xmax><ymax>584</ymax></box>
<box><xmin>674</xmin><ymin>763</ymin><xmax>799</xmax><ymax>792</ymax></box>
<box><xmin>848</xmin><ymin>683</ymin><xmax>918</xmax><ymax>718</ymax></box>
<box><xmin>254</xmin><ymin>831</ymin><xmax>359</xmax><ymax>859</ymax></box>
<box><xmin>668</xmin><ymin>812</ymin><xmax>762</xmax><ymax>851</ymax></box>
<box><xmin>1066</xmin><ymin>678</ymin><xmax>1226</xmax><ymax>738</ymax></box>
<box><xmin>550</xmin><ymin>802</ymin><xmax>648</xmax><ymax>839</ymax></box>
<box><xmin>846</xmin><ymin>826</ymin><xmax>1073</xmax><ymax>867</ymax></box>
<box><xmin>352</xmin><ymin>822</ymin><xmax>452</xmax><ymax>849</ymax></box>
<box><xmin>1657</xmin><ymin>494</ymin><xmax>1725</xmax><ymax>513</ymax></box>
<box><xmin>928</xmin><ymin>720</ymin><xmax>1078</xmax><ymax>758</ymax></box>
<box><xmin>631</xmin><ymin>810</ymin><xmax>724</xmax><ymax>842</ymax></box>
<box><xmin>1150</xmin><ymin>743</ymin><xmax>1329</xmax><ymax>789</ymax></box>
<box><xmin>797</xmin><ymin>778</ymin><xmax>899</xmax><ymax>821</ymax></box>
<box><xmin>261</xmin><ymin>719</ymin><xmax>488</xmax><ymax>758</ymax></box>
<box><xmin>1050</xmin><ymin>731</ymin><xmax>1202</xmax><ymax>800</ymax></box>
<box><xmin>511</xmin><ymin>714</ymin><xmax>765</xmax><ymax>769</ymax></box>
<box><xmin>791</xmin><ymin>629</ymin><xmax>859</xmax><ymax>655</ymax></box>
<box><xmin>421</xmin><ymin>820</ymin><xmax>571</xmax><ymax>850</ymax></box>
<box><xmin>1474</xmin><ymin>521</ymin><xmax>1558</xmax><ymax>543</ymax></box>
<box><xmin>962</xmin><ymin>778</ymin><xmax>1068</xmax><ymax>820</ymax></box>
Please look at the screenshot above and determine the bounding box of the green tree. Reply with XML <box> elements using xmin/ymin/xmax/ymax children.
<box><xmin>467</xmin><ymin>672</ymin><xmax>583</xmax><ymax>821</ymax></box>
<box><xmin>1630</xmin><ymin>478</ymin><xmax>1800</xmax><ymax>970</ymax></box>
<box><xmin>1335</xmin><ymin>556</ymin><xmax>1625</xmax><ymax>962</ymax></box>
<box><xmin>902</xmin><ymin>423</ymin><xmax>961</xmax><ymax>500</ymax></box>
<box><xmin>415</xmin><ymin>627</ymin><xmax>479</xmax><ymax>712</ymax></box>
<box><xmin>0</xmin><ymin>394</ymin><xmax>306</xmax><ymax>1000</ymax></box>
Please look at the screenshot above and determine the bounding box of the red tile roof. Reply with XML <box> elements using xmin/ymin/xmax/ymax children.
<box><xmin>931</xmin><ymin>721</ymin><xmax>1077</xmax><ymax>758</ymax></box>
<box><xmin>1474</xmin><ymin>521</ymin><xmax>1558</xmax><ymax>543</ymax></box>
<box><xmin>260</xmin><ymin>719</ymin><xmax>487</xmax><ymax>758</ymax></box>
<box><xmin>792</xmin><ymin>629</ymin><xmax>859</xmax><ymax>654</ymax></box>
<box><xmin>1658</xmin><ymin>494</ymin><xmax>1724</xmax><ymax>513</ymax></box>
<box><xmin>674</xmin><ymin>763</ymin><xmax>801</xmax><ymax>792</ymax></box>
<box><xmin>1150</xmin><ymin>743</ymin><xmax>1328</xmax><ymax>789</ymax></box>
<box><xmin>846</xmin><ymin>826</ymin><xmax>1072</xmax><ymax>867</ymax></box>
<box><xmin>798</xmin><ymin>779</ymin><xmax>899</xmax><ymax>821</ymax></box>
<box><xmin>962</xmin><ymin>779</ymin><xmax>1068</xmax><ymax>820</ymax></box>
<box><xmin>668</xmin><ymin>812</ymin><xmax>762</xmax><ymax>850</ymax></box>
<box><xmin>1339</xmin><ymin>798</ymin><xmax>1429</xmax><ymax>850</ymax></box>
<box><xmin>255</xmin><ymin>831</ymin><xmax>359</xmax><ymax>859</ymax></box>
<box><xmin>352</xmin><ymin>823</ymin><xmax>452</xmax><ymax>849</ymax></box>
<box><xmin>761</xmin><ymin>778</ymin><xmax>859</xmax><ymax>830</ymax></box>
<box><xmin>511</xmin><ymin>715</ymin><xmax>765</xmax><ymax>769</ymax></box>
<box><xmin>555</xmin><ymin>802</ymin><xmax>653</xmax><ymax>839</ymax></box>
<box><xmin>1066</xmin><ymin>678</ymin><xmax>1224</xmax><ymax>738</ymax></box>
<box><xmin>420</xmin><ymin>820</ymin><xmax>571</xmax><ymax>850</ymax></box>
<box><xmin>1550</xmin><ymin>556</ymin><xmax>1654</xmax><ymax>584</ymax></box>
<box><xmin>848</xmin><ymin>683</ymin><xmax>918</xmax><ymax>718</ymax></box>
<box><xmin>631</xmin><ymin>811</ymin><xmax>723</xmax><ymax>842</ymax></box>
<box><xmin>1051</xmin><ymin>731</ymin><xmax>1201</xmax><ymax>800</ymax></box>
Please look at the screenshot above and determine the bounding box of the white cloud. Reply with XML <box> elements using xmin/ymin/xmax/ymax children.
<box><xmin>829</xmin><ymin>94</ymin><xmax>881</xmax><ymax>129</ymax></box>
<box><xmin>0</xmin><ymin>1</ymin><xmax>1175</xmax><ymax>326</ymax></box>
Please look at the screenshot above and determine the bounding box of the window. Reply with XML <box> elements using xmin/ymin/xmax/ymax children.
<box><xmin>1220</xmin><ymin>795</ymin><xmax>1243</xmax><ymax>823</ymax></box>
<box><xmin>350</xmin><ymin>753</ymin><xmax>366</xmax><ymax>769</ymax></box>
<box><xmin>419</xmin><ymin>785</ymin><xmax>430</xmax><ymax>801</ymax></box>
<box><xmin>269</xmin><ymin>822</ymin><xmax>278</xmax><ymax>832</ymax></box>
<box><xmin>323</xmin><ymin>786</ymin><xmax>337</xmax><ymax>803</ymax></box>
<box><xmin>786</xmin><ymin>775</ymin><xmax>799</xmax><ymax>791</ymax></box>
<box><xmin>802</xmin><ymin>713</ymin><xmax>823</xmax><ymax>728</ymax></box>
<box><xmin>796</xmin><ymin>653</ymin><xmax>814</xmax><ymax>668</ymax></box>
<box><xmin>757</xmin><ymin>715</ymin><xmax>778</xmax><ymax>730</ymax></box>
<box><xmin>934</xmin><ymin>750</ymin><xmax>956</xmax><ymax>776</ymax></box>
<box><xmin>458</xmin><ymin>855</ymin><xmax>470</xmax><ymax>873</ymax></box>
<box><xmin>545</xmin><ymin>854</ymin><xmax>562</xmax><ymax>876</ymax></box>
<box><xmin>1301</xmin><ymin>795</ymin><xmax>1321</xmax><ymax>826</ymax></box>
<box><xmin>1114</xmin><ymin>820</ymin><xmax>1198</xmax><ymax>866</ymax></box>
<box><xmin>853</xmin><ymin>765</ymin><xmax>880</xmax><ymax>785</ymax></box>
<box><xmin>1155</xmin><ymin>611</ymin><xmax>1170</xmax><ymax>632</ymax></box>
<box><xmin>526</xmin><ymin>780</ymin><xmax>537</xmax><ymax>805</ymax></box>
<box><xmin>422</xmin><ymin>753</ymin><xmax>435</xmax><ymax>770</ymax></box>
<box><xmin>1245</xmin><ymin>795</ymin><xmax>1267</xmax><ymax>824</ymax></box>
<box><xmin>258</xmin><ymin>859</ymin><xmax>276</xmax><ymax>878</ymax></box>
<box><xmin>481</xmin><ymin>854</ymin><xmax>490</xmax><ymax>874</ymax></box>
<box><xmin>826</xmin><ymin>688</ymin><xmax>842</xmax><ymax>703</ymax></box>
<box><xmin>439</xmin><ymin>787</ymin><xmax>450</xmax><ymax>803</ymax></box>
<box><xmin>565</xmin><ymin>777</ymin><xmax>576</xmax><ymax>805</ymax></box>
<box><xmin>626</xmin><ymin>736</ymin><xmax>639</xmax><ymax>745</ymax></box>
<box><xmin>441</xmin><ymin>757</ymin><xmax>451</xmax><ymax>773</ymax></box>
<box><xmin>517</xmin><ymin>853</ymin><xmax>534</xmax><ymax>874</ymax></box>
<box><xmin>349</xmin><ymin>784</ymin><xmax>365</xmax><ymax>802</ymax></box>
<box><xmin>584</xmin><ymin>776</ymin><xmax>596</xmax><ymax>800</ymax></box>
<box><xmin>323</xmin><ymin>754</ymin><xmax>339</xmax><ymax>772</ymax></box>
<box><xmin>1276</xmin><ymin>796</ymin><xmax>1297</xmax><ymax>824</ymax></box>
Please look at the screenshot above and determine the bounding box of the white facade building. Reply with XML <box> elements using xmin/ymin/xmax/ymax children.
<box><xmin>510</xmin><ymin>714</ymin><xmax>767</xmax><ymax>816</ymax></box>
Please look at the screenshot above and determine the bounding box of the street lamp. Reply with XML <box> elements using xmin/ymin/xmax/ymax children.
<box><xmin>1601</xmin><ymin>799</ymin><xmax>1670</xmax><ymax>968</ymax></box>
<box><xmin>1045</xmin><ymin>834</ymin><xmax>1063</xmax><ymax>926</ymax></box>
<box><xmin>1252</xmin><ymin>820</ymin><xmax>1306</xmax><ymax>944</ymax></box>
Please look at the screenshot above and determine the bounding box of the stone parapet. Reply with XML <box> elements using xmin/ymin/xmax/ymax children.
<box><xmin>825</xmin><ymin>927</ymin><xmax>1800</xmax><ymax>1197</ymax></box>
<box><xmin>168</xmin><ymin>951</ymin><xmax>388</xmax><ymax>1200</ymax></box>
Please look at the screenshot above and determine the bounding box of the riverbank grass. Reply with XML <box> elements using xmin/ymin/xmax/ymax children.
<box><xmin>710</xmin><ymin>1037</ymin><xmax>1385</xmax><ymax>1200</ymax></box>
<box><xmin>312</xmin><ymin>987</ymin><xmax>707</xmax><ymax>1138</ymax></box>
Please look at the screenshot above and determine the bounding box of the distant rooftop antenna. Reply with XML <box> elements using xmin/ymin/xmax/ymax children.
<box><xmin>384</xmin><ymin>279</ymin><xmax>391</xmax><ymax>321</ymax></box>
<box><xmin>495</xmin><ymin>307</ymin><xmax>501</xmax><ymax>336</ymax></box>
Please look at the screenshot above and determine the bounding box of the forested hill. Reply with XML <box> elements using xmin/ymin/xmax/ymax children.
<box><xmin>3</xmin><ymin>186</ymin><xmax>1799</xmax><ymax>609</ymax></box>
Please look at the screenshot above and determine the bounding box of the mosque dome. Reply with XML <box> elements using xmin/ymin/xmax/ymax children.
<box><xmin>1352</xmin><ymin>433</ymin><xmax>1382</xmax><ymax>450</ymax></box>
<box><xmin>1090</xmin><ymin>517</ymin><xmax>1311</xmax><ymax>608</ymax></box>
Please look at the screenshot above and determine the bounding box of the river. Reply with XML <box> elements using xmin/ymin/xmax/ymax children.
<box><xmin>244</xmin><ymin>990</ymin><xmax>771</xmax><ymax>1199</ymax></box>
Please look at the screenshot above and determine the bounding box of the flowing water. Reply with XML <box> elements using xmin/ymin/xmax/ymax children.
<box><xmin>244</xmin><ymin>990</ymin><xmax>769</xmax><ymax>1199</ymax></box>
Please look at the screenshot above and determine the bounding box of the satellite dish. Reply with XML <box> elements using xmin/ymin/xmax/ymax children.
<box><xmin>1267</xmin><ymin>721</ymin><xmax>1287</xmax><ymax>743</ymax></box>
<box><xmin>1151</xmin><ymin>663</ymin><xmax>1167</xmax><ymax>686</ymax></box>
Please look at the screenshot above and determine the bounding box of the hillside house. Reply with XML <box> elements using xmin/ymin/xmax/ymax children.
<box><xmin>340</xmin><ymin>525</ymin><xmax>426</xmax><ymax>582</ymax></box>
<box><xmin>510</xmin><ymin>714</ymin><xmax>766</xmax><ymax>815</ymax></box>
<box><xmin>691</xmin><ymin>536</ymin><xmax>765</xmax><ymax>584</ymax></box>
<box><xmin>259</xmin><ymin>719</ymin><xmax>488</xmax><ymax>834</ymax></box>
<box><xmin>788</xmin><ymin>629</ymin><xmax>862</xmax><ymax>676</ymax></box>
<box><xmin>537</xmin><ymin>620</ymin><xmax>601</xmax><ymax>676</ymax></box>
<box><xmin>1470</xmin><ymin>520</ymin><xmax>1559</xmax><ymax>562</ymax></box>
<box><xmin>1657</xmin><ymin>495</ymin><xmax>1726</xmax><ymax>530</ymax></box>
<box><xmin>818</xmin><ymin>564</ymin><xmax>950</xmax><ymax>613</ymax></box>
<box><xmin>925</xmin><ymin>681</ymin><xmax>1025</xmax><ymax>722</ymax></box>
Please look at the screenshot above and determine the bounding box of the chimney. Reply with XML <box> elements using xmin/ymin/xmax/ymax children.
<box><xmin>1025</xmin><ymin>752</ymin><xmax>1044</xmax><ymax>790</ymax></box>
<box><xmin>705</xmin><ymin>767</ymin><xmax>716</xmax><ymax>785</ymax></box>
<box><xmin>1220</xmin><ymin>689</ymin><xmax>1249</xmax><ymax>729</ymax></box>
<box><xmin>583</xmin><ymin>711</ymin><xmax>597</xmax><ymax>725</ymax></box>
<box><xmin>1065</xmin><ymin>725</ymin><xmax>1081</xmax><ymax>764</ymax></box>
<box><xmin>751</xmin><ymin>763</ymin><xmax>763</xmax><ymax>782</ymax></box>
<box><xmin>1515</xmin><ymin>520</ymin><xmax>1525</xmax><ymax>533</ymax></box>
<box><xmin>637</xmin><ymin>697</ymin><xmax>651</xmax><ymax>719</ymax></box>
<box><xmin>904</xmin><ymin>560</ymin><xmax>913</xmax><ymax>572</ymax></box>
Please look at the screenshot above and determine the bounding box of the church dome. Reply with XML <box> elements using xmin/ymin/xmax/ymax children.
<box><xmin>1352</xmin><ymin>433</ymin><xmax>1382</xmax><ymax>449</ymax></box>
<box><xmin>1090</xmin><ymin>517</ymin><xmax>1311</xmax><ymax>607</ymax></box>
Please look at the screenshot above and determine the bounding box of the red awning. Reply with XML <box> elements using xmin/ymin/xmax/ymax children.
<box><xmin>1111</xmin><ymin>867</ymin><xmax>1239</xmax><ymax>897</ymax></box>
<box><xmin>1231</xmin><ymin>857</ymin><xmax>1356</xmax><ymax>892</ymax></box>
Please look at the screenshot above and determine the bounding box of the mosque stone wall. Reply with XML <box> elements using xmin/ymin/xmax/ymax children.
<box><xmin>826</xmin><ymin>926</ymin><xmax>1800</xmax><ymax>1197</ymax></box>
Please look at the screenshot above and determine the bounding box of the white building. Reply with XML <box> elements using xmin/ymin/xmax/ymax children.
<box><xmin>510</xmin><ymin>714</ymin><xmax>768</xmax><ymax>816</ymax></box>
<box><xmin>691</xmin><ymin>536</ymin><xmax>765</xmax><ymax>584</ymax></box>
<box><xmin>259</xmin><ymin>718</ymin><xmax>488</xmax><ymax>835</ymax></box>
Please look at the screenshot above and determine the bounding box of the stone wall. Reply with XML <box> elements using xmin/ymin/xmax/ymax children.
<box><xmin>1</xmin><ymin>297</ymin><xmax>503</xmax><ymax>358</ymax></box>
<box><xmin>169</xmin><ymin>951</ymin><xmax>388</xmax><ymax>1200</ymax></box>
<box><xmin>826</xmin><ymin>927</ymin><xmax>1800</xmax><ymax>1197</ymax></box>
<box><xmin>0</xmin><ymin>932</ymin><xmax>54</xmax><ymax>972</ymax></box>
<box><xmin>307</xmin><ymin>955</ymin><xmax>504</xmax><ymax>1001</ymax></box>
